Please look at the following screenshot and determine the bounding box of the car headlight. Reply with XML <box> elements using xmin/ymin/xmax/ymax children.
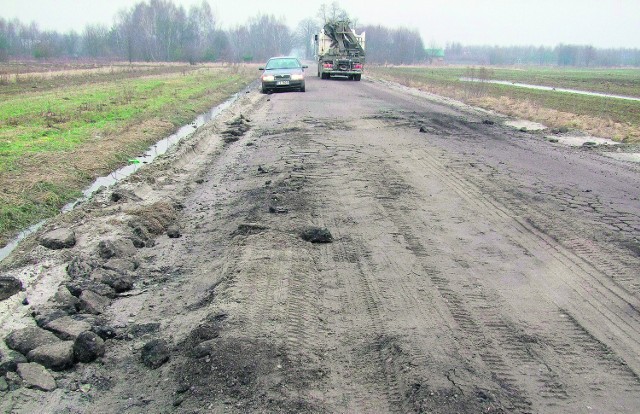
<box><xmin>262</xmin><ymin>75</ymin><xmax>275</xmax><ymax>82</ymax></box>
<box><xmin>291</xmin><ymin>74</ymin><xmax>304</xmax><ymax>81</ymax></box>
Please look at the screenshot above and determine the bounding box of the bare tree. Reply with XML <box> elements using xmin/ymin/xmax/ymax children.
<box><xmin>295</xmin><ymin>18</ymin><xmax>319</xmax><ymax>59</ymax></box>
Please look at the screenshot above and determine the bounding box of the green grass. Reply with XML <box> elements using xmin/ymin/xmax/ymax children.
<box><xmin>0</xmin><ymin>69</ymin><xmax>249</xmax><ymax>174</ymax></box>
<box><xmin>369</xmin><ymin>66</ymin><xmax>640</xmax><ymax>97</ymax></box>
<box><xmin>0</xmin><ymin>64</ymin><xmax>257</xmax><ymax>247</ymax></box>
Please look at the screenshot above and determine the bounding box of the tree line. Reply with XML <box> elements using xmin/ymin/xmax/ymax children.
<box><xmin>1</xmin><ymin>0</ymin><xmax>638</xmax><ymax>66</ymax></box>
<box><xmin>445</xmin><ymin>43</ymin><xmax>640</xmax><ymax>67</ymax></box>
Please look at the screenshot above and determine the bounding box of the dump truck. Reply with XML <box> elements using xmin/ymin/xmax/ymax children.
<box><xmin>314</xmin><ymin>20</ymin><xmax>365</xmax><ymax>81</ymax></box>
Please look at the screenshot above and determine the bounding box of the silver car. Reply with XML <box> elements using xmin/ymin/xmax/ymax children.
<box><xmin>259</xmin><ymin>57</ymin><xmax>308</xmax><ymax>93</ymax></box>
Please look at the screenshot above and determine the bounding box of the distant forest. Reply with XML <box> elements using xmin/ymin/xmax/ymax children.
<box><xmin>0</xmin><ymin>0</ymin><xmax>638</xmax><ymax>66</ymax></box>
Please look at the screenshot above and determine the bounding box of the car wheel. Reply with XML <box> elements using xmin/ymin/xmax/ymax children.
<box><xmin>354</xmin><ymin>74</ymin><xmax>361</xmax><ymax>81</ymax></box>
<box><xmin>261</xmin><ymin>84</ymin><xmax>267</xmax><ymax>94</ymax></box>
<box><xmin>300</xmin><ymin>85</ymin><xmax>306</xmax><ymax>92</ymax></box>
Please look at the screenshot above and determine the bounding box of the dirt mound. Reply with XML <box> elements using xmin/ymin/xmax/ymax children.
<box><xmin>128</xmin><ymin>201</ymin><xmax>177</xmax><ymax>239</ymax></box>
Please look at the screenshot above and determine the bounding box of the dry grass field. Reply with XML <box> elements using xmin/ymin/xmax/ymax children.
<box><xmin>367</xmin><ymin>65</ymin><xmax>640</xmax><ymax>142</ymax></box>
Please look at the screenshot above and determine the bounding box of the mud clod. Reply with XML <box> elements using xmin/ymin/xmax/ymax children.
<box><xmin>235</xmin><ymin>223</ymin><xmax>269</xmax><ymax>235</ymax></box>
<box><xmin>74</xmin><ymin>331</ymin><xmax>105</xmax><ymax>363</ymax></box>
<box><xmin>66</xmin><ymin>256</ymin><xmax>96</xmax><ymax>279</ymax></box>
<box><xmin>17</xmin><ymin>362</ymin><xmax>57</xmax><ymax>391</ymax></box>
<box><xmin>129</xmin><ymin>202</ymin><xmax>177</xmax><ymax>237</ymax></box>
<box><xmin>27</xmin><ymin>341</ymin><xmax>74</xmax><ymax>371</ymax></box>
<box><xmin>45</xmin><ymin>316</ymin><xmax>91</xmax><ymax>340</ymax></box>
<box><xmin>97</xmin><ymin>239</ymin><xmax>136</xmax><ymax>260</ymax></box>
<box><xmin>0</xmin><ymin>276</ymin><xmax>23</xmax><ymax>301</ymax></box>
<box><xmin>0</xmin><ymin>350</ymin><xmax>27</xmax><ymax>376</ymax></box>
<box><xmin>269</xmin><ymin>206</ymin><xmax>288</xmax><ymax>214</ymax></box>
<box><xmin>52</xmin><ymin>286</ymin><xmax>79</xmax><ymax>314</ymax></box>
<box><xmin>111</xmin><ymin>189</ymin><xmax>142</xmax><ymax>203</ymax></box>
<box><xmin>78</xmin><ymin>290</ymin><xmax>110</xmax><ymax>315</ymax></box>
<box><xmin>5</xmin><ymin>326</ymin><xmax>61</xmax><ymax>356</ymax></box>
<box><xmin>141</xmin><ymin>339</ymin><xmax>170</xmax><ymax>369</ymax></box>
<box><xmin>167</xmin><ymin>225</ymin><xmax>182</xmax><ymax>238</ymax></box>
<box><xmin>300</xmin><ymin>227</ymin><xmax>333</xmax><ymax>243</ymax></box>
<box><xmin>40</xmin><ymin>228</ymin><xmax>76</xmax><ymax>250</ymax></box>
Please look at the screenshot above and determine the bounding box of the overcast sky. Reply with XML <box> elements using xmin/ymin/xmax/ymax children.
<box><xmin>2</xmin><ymin>0</ymin><xmax>639</xmax><ymax>48</ymax></box>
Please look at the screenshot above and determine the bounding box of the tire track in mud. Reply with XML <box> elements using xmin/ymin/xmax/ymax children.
<box><xmin>496</xmin><ymin>182</ymin><xmax>640</xmax><ymax>298</ymax></box>
<box><xmin>368</xmin><ymin>165</ymin><xmax>535</xmax><ymax>413</ymax></box>
<box><xmin>292</xmin><ymin>136</ymin><xmax>412</xmax><ymax>413</ymax></box>
<box><xmin>412</xmin><ymin>148</ymin><xmax>640</xmax><ymax>373</ymax></box>
<box><xmin>304</xmin><ymin>134</ymin><xmax>515</xmax><ymax>412</ymax></box>
<box><xmin>325</xmin><ymin>227</ymin><xmax>407</xmax><ymax>413</ymax></box>
<box><xmin>357</xmin><ymin>132</ymin><xmax>640</xmax><ymax>411</ymax></box>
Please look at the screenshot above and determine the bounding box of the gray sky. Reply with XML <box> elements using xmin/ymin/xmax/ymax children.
<box><xmin>2</xmin><ymin>0</ymin><xmax>639</xmax><ymax>48</ymax></box>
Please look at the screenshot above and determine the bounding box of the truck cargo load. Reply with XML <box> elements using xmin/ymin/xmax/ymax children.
<box><xmin>314</xmin><ymin>20</ymin><xmax>365</xmax><ymax>81</ymax></box>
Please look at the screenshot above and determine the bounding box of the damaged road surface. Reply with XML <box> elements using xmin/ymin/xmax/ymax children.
<box><xmin>1</xmin><ymin>75</ymin><xmax>640</xmax><ymax>413</ymax></box>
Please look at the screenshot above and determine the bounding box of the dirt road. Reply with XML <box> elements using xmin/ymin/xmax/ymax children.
<box><xmin>1</xmin><ymin>75</ymin><xmax>640</xmax><ymax>413</ymax></box>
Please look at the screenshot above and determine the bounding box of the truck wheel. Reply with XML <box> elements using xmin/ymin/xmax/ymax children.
<box><xmin>354</xmin><ymin>74</ymin><xmax>361</xmax><ymax>81</ymax></box>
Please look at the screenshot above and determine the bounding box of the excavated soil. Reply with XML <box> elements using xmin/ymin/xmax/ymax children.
<box><xmin>1</xmin><ymin>75</ymin><xmax>640</xmax><ymax>413</ymax></box>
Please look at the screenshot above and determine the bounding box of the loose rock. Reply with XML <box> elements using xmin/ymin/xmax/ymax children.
<box><xmin>0</xmin><ymin>377</ymin><xmax>7</xmax><ymax>392</ymax></box>
<box><xmin>0</xmin><ymin>276</ymin><xmax>23</xmax><ymax>301</ymax></box>
<box><xmin>141</xmin><ymin>339</ymin><xmax>170</xmax><ymax>369</ymax></box>
<box><xmin>40</xmin><ymin>228</ymin><xmax>76</xmax><ymax>250</ymax></box>
<box><xmin>5</xmin><ymin>326</ymin><xmax>61</xmax><ymax>355</ymax></box>
<box><xmin>27</xmin><ymin>341</ymin><xmax>75</xmax><ymax>371</ymax></box>
<box><xmin>17</xmin><ymin>362</ymin><xmax>57</xmax><ymax>391</ymax></box>
<box><xmin>74</xmin><ymin>331</ymin><xmax>105</xmax><ymax>363</ymax></box>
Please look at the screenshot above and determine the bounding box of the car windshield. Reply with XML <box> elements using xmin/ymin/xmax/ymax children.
<box><xmin>265</xmin><ymin>58</ymin><xmax>301</xmax><ymax>70</ymax></box>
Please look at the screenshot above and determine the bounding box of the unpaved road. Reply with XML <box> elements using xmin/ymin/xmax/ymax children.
<box><xmin>1</xmin><ymin>75</ymin><xmax>640</xmax><ymax>413</ymax></box>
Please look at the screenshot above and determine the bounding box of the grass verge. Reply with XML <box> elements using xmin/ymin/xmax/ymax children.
<box><xmin>367</xmin><ymin>66</ymin><xmax>640</xmax><ymax>142</ymax></box>
<box><xmin>0</xmin><ymin>63</ymin><xmax>257</xmax><ymax>247</ymax></box>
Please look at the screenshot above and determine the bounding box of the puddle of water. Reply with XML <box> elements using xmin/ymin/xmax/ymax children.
<box><xmin>62</xmin><ymin>91</ymin><xmax>241</xmax><ymax>211</ymax></box>
<box><xmin>505</xmin><ymin>120</ymin><xmax>547</xmax><ymax>131</ymax></box>
<box><xmin>0</xmin><ymin>222</ymin><xmax>46</xmax><ymax>262</ymax></box>
<box><xmin>0</xmin><ymin>89</ymin><xmax>247</xmax><ymax>263</ymax></box>
<box><xmin>546</xmin><ymin>135</ymin><xmax>621</xmax><ymax>147</ymax></box>
<box><xmin>602</xmin><ymin>152</ymin><xmax>640</xmax><ymax>163</ymax></box>
<box><xmin>460</xmin><ymin>78</ymin><xmax>640</xmax><ymax>102</ymax></box>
